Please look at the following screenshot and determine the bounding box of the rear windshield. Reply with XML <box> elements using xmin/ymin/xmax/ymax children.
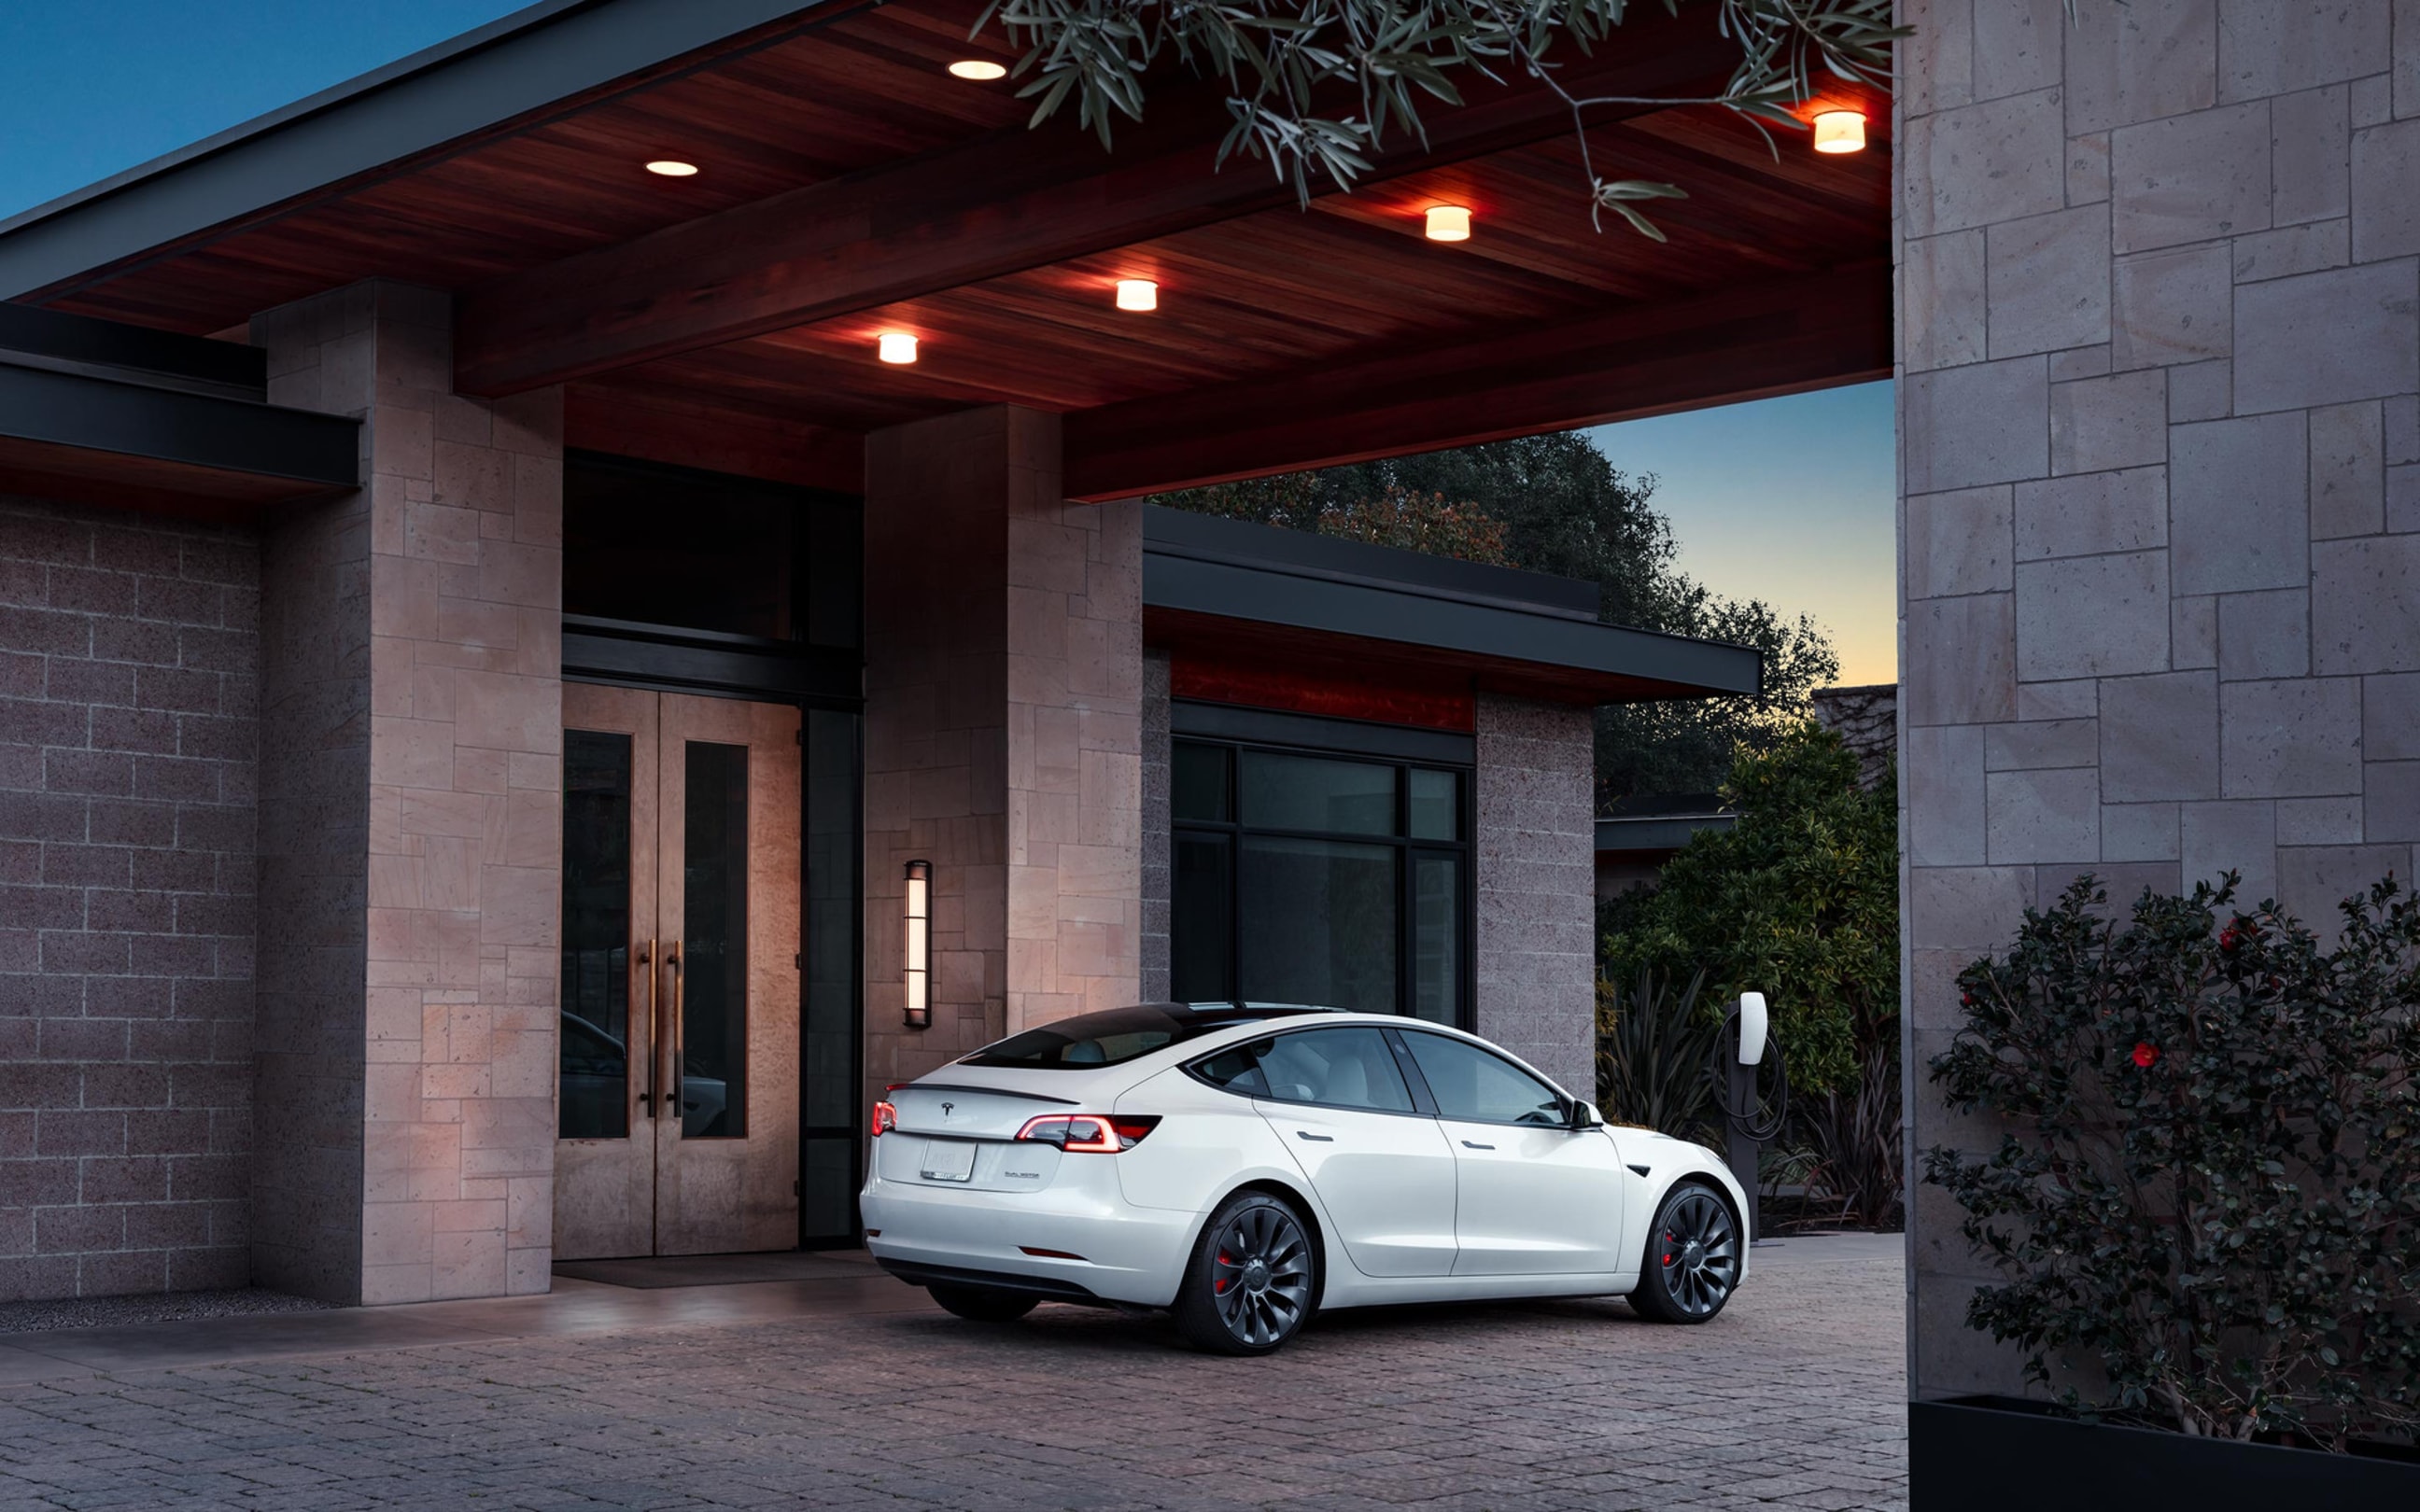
<box><xmin>961</xmin><ymin>1004</ymin><xmax>1267</xmax><ymax>1069</ymax></box>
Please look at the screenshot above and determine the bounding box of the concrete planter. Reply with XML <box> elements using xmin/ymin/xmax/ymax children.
<box><xmin>1910</xmin><ymin>1395</ymin><xmax>2420</xmax><ymax>1510</ymax></box>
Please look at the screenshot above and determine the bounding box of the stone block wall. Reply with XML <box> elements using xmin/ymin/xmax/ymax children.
<box><xmin>1899</xmin><ymin>0</ymin><xmax>2420</xmax><ymax>1396</ymax></box>
<box><xmin>863</xmin><ymin>405</ymin><xmax>1142</xmax><ymax>1113</ymax></box>
<box><xmin>1473</xmin><ymin>694</ymin><xmax>1597</xmax><ymax>1098</ymax></box>
<box><xmin>253</xmin><ymin>281</ymin><xmax>564</xmax><ymax>1305</ymax></box>
<box><xmin>0</xmin><ymin>497</ymin><xmax>259</xmax><ymax>1301</ymax></box>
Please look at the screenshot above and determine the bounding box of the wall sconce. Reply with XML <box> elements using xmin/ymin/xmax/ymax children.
<box><xmin>1812</xmin><ymin>110</ymin><xmax>1866</xmax><ymax>154</ymax></box>
<box><xmin>903</xmin><ymin>860</ymin><xmax>931</xmax><ymax>1029</ymax></box>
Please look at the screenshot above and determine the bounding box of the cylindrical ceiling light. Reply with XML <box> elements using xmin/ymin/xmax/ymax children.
<box><xmin>903</xmin><ymin>860</ymin><xmax>931</xmax><ymax>1030</ymax></box>
<box><xmin>1424</xmin><ymin>204</ymin><xmax>1472</xmax><ymax>242</ymax></box>
<box><xmin>1115</xmin><ymin>278</ymin><xmax>1159</xmax><ymax>312</ymax></box>
<box><xmin>948</xmin><ymin>60</ymin><xmax>1007</xmax><ymax>80</ymax></box>
<box><xmin>877</xmin><ymin>331</ymin><xmax>919</xmax><ymax>365</ymax></box>
<box><xmin>1812</xmin><ymin>110</ymin><xmax>1867</xmax><ymax>154</ymax></box>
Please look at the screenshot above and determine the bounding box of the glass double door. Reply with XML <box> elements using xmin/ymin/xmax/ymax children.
<box><xmin>555</xmin><ymin>686</ymin><xmax>801</xmax><ymax>1259</ymax></box>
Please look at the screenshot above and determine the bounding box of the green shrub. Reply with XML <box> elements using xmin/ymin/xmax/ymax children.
<box><xmin>1926</xmin><ymin>874</ymin><xmax>2420</xmax><ymax>1449</ymax></box>
<box><xmin>1595</xmin><ymin>966</ymin><xmax>1724</xmax><ymax>1148</ymax></box>
<box><xmin>1599</xmin><ymin>721</ymin><xmax>1896</xmax><ymax>1094</ymax></box>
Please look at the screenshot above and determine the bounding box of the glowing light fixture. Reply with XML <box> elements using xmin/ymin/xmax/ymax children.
<box><xmin>948</xmin><ymin>60</ymin><xmax>1008</xmax><ymax>80</ymax></box>
<box><xmin>1424</xmin><ymin>204</ymin><xmax>1472</xmax><ymax>242</ymax></box>
<box><xmin>903</xmin><ymin>860</ymin><xmax>931</xmax><ymax>1030</ymax></box>
<box><xmin>878</xmin><ymin>331</ymin><xmax>919</xmax><ymax>365</ymax></box>
<box><xmin>1115</xmin><ymin>278</ymin><xmax>1160</xmax><ymax>312</ymax></box>
<box><xmin>644</xmin><ymin>160</ymin><xmax>700</xmax><ymax>177</ymax></box>
<box><xmin>1812</xmin><ymin>110</ymin><xmax>1866</xmax><ymax>154</ymax></box>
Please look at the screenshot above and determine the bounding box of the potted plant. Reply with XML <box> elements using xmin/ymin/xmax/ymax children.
<box><xmin>1920</xmin><ymin>875</ymin><xmax>2420</xmax><ymax>1506</ymax></box>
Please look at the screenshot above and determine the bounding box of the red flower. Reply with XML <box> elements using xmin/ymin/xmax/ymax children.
<box><xmin>2218</xmin><ymin>926</ymin><xmax>2239</xmax><ymax>951</ymax></box>
<box><xmin>2132</xmin><ymin>1042</ymin><xmax>2160</xmax><ymax>1069</ymax></box>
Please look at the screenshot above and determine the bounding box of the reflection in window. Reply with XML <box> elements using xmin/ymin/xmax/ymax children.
<box><xmin>1172</xmin><ymin>831</ymin><xmax>1234</xmax><ymax>1001</ymax></box>
<box><xmin>1240</xmin><ymin>751</ymin><xmax>1395</xmax><ymax>834</ymax></box>
<box><xmin>1413</xmin><ymin>854</ymin><xmax>1462</xmax><ymax>1025</ymax></box>
<box><xmin>682</xmin><ymin>742</ymin><xmax>749</xmax><ymax>1139</ymax></box>
<box><xmin>560</xmin><ymin>731</ymin><xmax>632</xmax><ymax>1140</ymax></box>
<box><xmin>1239</xmin><ymin>836</ymin><xmax>1397</xmax><ymax>1015</ymax></box>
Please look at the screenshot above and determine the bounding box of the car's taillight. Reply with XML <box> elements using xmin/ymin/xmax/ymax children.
<box><xmin>871</xmin><ymin>1100</ymin><xmax>897</xmax><ymax>1138</ymax></box>
<box><xmin>1013</xmin><ymin>1113</ymin><xmax>1160</xmax><ymax>1152</ymax></box>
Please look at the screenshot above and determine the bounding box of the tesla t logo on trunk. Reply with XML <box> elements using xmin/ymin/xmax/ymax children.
<box><xmin>941</xmin><ymin>1102</ymin><xmax>954</xmax><ymax>1117</ymax></box>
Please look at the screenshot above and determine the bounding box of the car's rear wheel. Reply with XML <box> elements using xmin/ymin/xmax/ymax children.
<box><xmin>1173</xmin><ymin>1190</ymin><xmax>1316</xmax><ymax>1355</ymax></box>
<box><xmin>1627</xmin><ymin>1182</ymin><xmax>1741</xmax><ymax>1324</ymax></box>
<box><xmin>928</xmin><ymin>1283</ymin><xmax>1040</xmax><ymax>1323</ymax></box>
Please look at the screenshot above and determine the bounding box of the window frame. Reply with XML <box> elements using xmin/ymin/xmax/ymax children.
<box><xmin>1171</xmin><ymin>733</ymin><xmax>1475</xmax><ymax>1029</ymax></box>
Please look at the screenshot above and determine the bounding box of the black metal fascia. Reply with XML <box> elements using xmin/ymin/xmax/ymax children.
<box><xmin>0</xmin><ymin>303</ymin><xmax>266</xmax><ymax>398</ymax></box>
<box><xmin>1144</xmin><ymin>551</ymin><xmax>1762</xmax><ymax>697</ymax></box>
<box><xmin>0</xmin><ymin>364</ymin><xmax>359</xmax><ymax>485</ymax></box>
<box><xmin>1594</xmin><ymin>812</ymin><xmax>1738</xmax><ymax>854</ymax></box>
<box><xmin>0</xmin><ymin>0</ymin><xmax>839</xmax><ymax>301</ymax></box>
<box><xmin>562</xmin><ymin>615</ymin><xmax>862</xmax><ymax>706</ymax></box>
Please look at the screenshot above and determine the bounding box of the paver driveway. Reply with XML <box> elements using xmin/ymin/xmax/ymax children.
<box><xmin>0</xmin><ymin>1239</ymin><xmax>1904</xmax><ymax>1511</ymax></box>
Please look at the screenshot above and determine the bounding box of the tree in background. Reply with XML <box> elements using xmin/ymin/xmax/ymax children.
<box><xmin>1150</xmin><ymin>430</ymin><xmax>1838</xmax><ymax>801</ymax></box>
<box><xmin>1598</xmin><ymin>722</ymin><xmax>1896</xmax><ymax>1097</ymax></box>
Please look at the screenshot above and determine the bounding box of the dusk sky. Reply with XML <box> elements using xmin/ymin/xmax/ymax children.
<box><xmin>1</xmin><ymin>2</ymin><xmax>1898</xmax><ymax>687</ymax></box>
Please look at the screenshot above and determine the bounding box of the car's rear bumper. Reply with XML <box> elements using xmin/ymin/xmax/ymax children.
<box><xmin>860</xmin><ymin>1168</ymin><xmax>1198</xmax><ymax>1307</ymax></box>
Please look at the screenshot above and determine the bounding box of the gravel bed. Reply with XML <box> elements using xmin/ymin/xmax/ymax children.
<box><xmin>0</xmin><ymin>1288</ymin><xmax>338</xmax><ymax>1337</ymax></box>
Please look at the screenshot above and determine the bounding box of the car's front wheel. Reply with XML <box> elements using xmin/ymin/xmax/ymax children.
<box><xmin>1627</xmin><ymin>1182</ymin><xmax>1741</xmax><ymax>1323</ymax></box>
<box><xmin>1172</xmin><ymin>1189</ymin><xmax>1316</xmax><ymax>1355</ymax></box>
<box><xmin>927</xmin><ymin>1283</ymin><xmax>1039</xmax><ymax>1323</ymax></box>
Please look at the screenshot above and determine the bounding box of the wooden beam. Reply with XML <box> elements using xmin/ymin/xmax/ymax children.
<box><xmin>454</xmin><ymin>7</ymin><xmax>1735</xmax><ymax>396</ymax></box>
<box><xmin>1062</xmin><ymin>260</ymin><xmax>1892</xmax><ymax>500</ymax></box>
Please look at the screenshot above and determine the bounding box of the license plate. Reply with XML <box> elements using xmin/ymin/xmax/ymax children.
<box><xmin>920</xmin><ymin>1140</ymin><xmax>977</xmax><ymax>1183</ymax></box>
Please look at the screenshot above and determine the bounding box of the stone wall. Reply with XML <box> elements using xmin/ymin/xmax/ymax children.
<box><xmin>0</xmin><ymin>497</ymin><xmax>259</xmax><ymax>1301</ymax></box>
<box><xmin>862</xmin><ymin>406</ymin><xmax>1143</xmax><ymax>1113</ymax></box>
<box><xmin>1811</xmin><ymin>682</ymin><xmax>1899</xmax><ymax>790</ymax></box>
<box><xmin>1472</xmin><ymin>694</ymin><xmax>1597</xmax><ymax>1098</ymax></box>
<box><xmin>253</xmin><ymin>281</ymin><xmax>564</xmax><ymax>1305</ymax></box>
<box><xmin>1139</xmin><ymin>650</ymin><xmax>1172</xmax><ymax>1002</ymax></box>
<box><xmin>1899</xmin><ymin>0</ymin><xmax>2420</xmax><ymax>1397</ymax></box>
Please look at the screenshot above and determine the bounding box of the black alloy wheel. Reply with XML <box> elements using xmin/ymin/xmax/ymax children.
<box><xmin>1628</xmin><ymin>1183</ymin><xmax>1740</xmax><ymax>1324</ymax></box>
<box><xmin>1174</xmin><ymin>1190</ymin><xmax>1316</xmax><ymax>1354</ymax></box>
<box><xmin>928</xmin><ymin>1283</ymin><xmax>1040</xmax><ymax>1323</ymax></box>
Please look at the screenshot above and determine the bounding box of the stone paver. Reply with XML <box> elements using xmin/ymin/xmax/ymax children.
<box><xmin>0</xmin><ymin>1246</ymin><xmax>1903</xmax><ymax>1510</ymax></box>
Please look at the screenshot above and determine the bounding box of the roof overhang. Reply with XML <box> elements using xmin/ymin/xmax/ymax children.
<box><xmin>1142</xmin><ymin>506</ymin><xmax>1760</xmax><ymax>706</ymax></box>
<box><xmin>0</xmin><ymin>305</ymin><xmax>359</xmax><ymax>519</ymax></box>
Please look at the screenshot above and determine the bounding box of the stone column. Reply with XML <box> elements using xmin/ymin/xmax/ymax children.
<box><xmin>862</xmin><ymin>406</ymin><xmax>1141</xmax><ymax>1108</ymax></box>
<box><xmin>1899</xmin><ymin>0</ymin><xmax>2420</xmax><ymax>1398</ymax></box>
<box><xmin>250</xmin><ymin>282</ymin><xmax>563</xmax><ymax>1304</ymax></box>
<box><xmin>1473</xmin><ymin>694</ymin><xmax>1597</xmax><ymax>1098</ymax></box>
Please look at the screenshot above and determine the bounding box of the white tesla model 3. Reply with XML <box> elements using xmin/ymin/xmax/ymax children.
<box><xmin>861</xmin><ymin>1002</ymin><xmax>1750</xmax><ymax>1353</ymax></box>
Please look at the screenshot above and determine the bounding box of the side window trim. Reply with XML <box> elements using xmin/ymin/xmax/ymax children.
<box><xmin>1379</xmin><ymin>1026</ymin><xmax>1440</xmax><ymax>1116</ymax></box>
<box><xmin>1394</xmin><ymin>1029</ymin><xmax>1569</xmax><ymax>1127</ymax></box>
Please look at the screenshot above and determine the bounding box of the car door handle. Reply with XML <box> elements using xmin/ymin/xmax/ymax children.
<box><xmin>1461</xmin><ymin>1140</ymin><xmax>1495</xmax><ymax>1150</ymax></box>
<box><xmin>1295</xmin><ymin>1130</ymin><xmax>1334</xmax><ymax>1142</ymax></box>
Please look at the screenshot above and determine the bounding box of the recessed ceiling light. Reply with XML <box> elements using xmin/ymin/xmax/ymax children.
<box><xmin>1115</xmin><ymin>279</ymin><xmax>1159</xmax><ymax>313</ymax></box>
<box><xmin>645</xmin><ymin>160</ymin><xmax>699</xmax><ymax>177</ymax></box>
<box><xmin>948</xmin><ymin>60</ymin><xmax>1007</xmax><ymax>81</ymax></box>
<box><xmin>1424</xmin><ymin>205</ymin><xmax>1472</xmax><ymax>242</ymax></box>
<box><xmin>1812</xmin><ymin>110</ymin><xmax>1867</xmax><ymax>154</ymax></box>
<box><xmin>877</xmin><ymin>332</ymin><xmax>919</xmax><ymax>365</ymax></box>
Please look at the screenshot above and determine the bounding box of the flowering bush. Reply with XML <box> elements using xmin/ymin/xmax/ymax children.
<box><xmin>1925</xmin><ymin>874</ymin><xmax>2420</xmax><ymax>1449</ymax></box>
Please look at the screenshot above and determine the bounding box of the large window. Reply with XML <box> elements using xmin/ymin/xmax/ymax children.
<box><xmin>1172</xmin><ymin>738</ymin><xmax>1471</xmax><ymax>1026</ymax></box>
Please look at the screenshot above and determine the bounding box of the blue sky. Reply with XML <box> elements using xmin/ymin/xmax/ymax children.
<box><xmin>2</xmin><ymin>3</ymin><xmax>1899</xmax><ymax>687</ymax></box>
<box><xmin>1588</xmin><ymin>382</ymin><xmax>1897</xmax><ymax>686</ymax></box>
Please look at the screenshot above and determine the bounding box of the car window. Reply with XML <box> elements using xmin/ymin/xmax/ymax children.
<box><xmin>1192</xmin><ymin>1041</ymin><xmax>1273</xmax><ymax>1096</ymax></box>
<box><xmin>964</xmin><ymin>1004</ymin><xmax>1254</xmax><ymax>1068</ymax></box>
<box><xmin>1400</xmin><ymin>1032</ymin><xmax>1566</xmax><ymax>1126</ymax></box>
<box><xmin>1252</xmin><ymin>1028</ymin><xmax>1415</xmax><ymax>1113</ymax></box>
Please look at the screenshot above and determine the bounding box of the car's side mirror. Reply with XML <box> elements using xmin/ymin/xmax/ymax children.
<box><xmin>1568</xmin><ymin>1099</ymin><xmax>1603</xmax><ymax>1131</ymax></box>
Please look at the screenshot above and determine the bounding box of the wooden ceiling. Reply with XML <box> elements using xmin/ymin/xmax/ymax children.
<box><xmin>26</xmin><ymin>0</ymin><xmax>1892</xmax><ymax>497</ymax></box>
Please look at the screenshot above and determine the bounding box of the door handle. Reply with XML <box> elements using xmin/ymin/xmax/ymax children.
<box><xmin>1461</xmin><ymin>1140</ymin><xmax>1495</xmax><ymax>1150</ymax></box>
<box><xmin>635</xmin><ymin>937</ymin><xmax>655</xmax><ymax>1116</ymax></box>
<box><xmin>1295</xmin><ymin>1130</ymin><xmax>1334</xmax><ymax>1142</ymax></box>
<box><xmin>664</xmin><ymin>939</ymin><xmax>684</xmax><ymax>1124</ymax></box>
